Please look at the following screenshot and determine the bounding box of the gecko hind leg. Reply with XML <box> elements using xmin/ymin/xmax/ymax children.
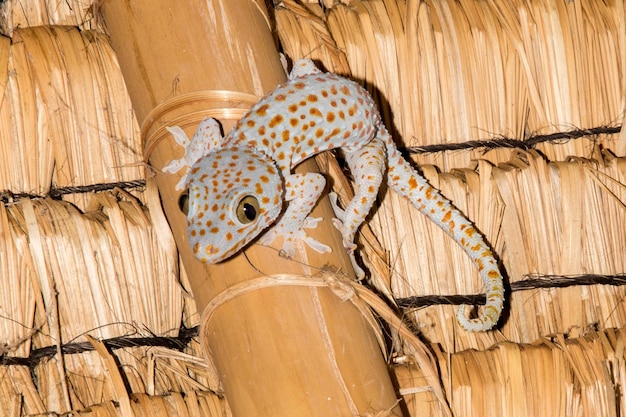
<box><xmin>331</xmin><ymin>138</ymin><xmax>387</xmax><ymax>278</ymax></box>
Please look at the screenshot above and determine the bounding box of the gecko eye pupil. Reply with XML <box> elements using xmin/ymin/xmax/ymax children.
<box><xmin>236</xmin><ymin>195</ymin><xmax>260</xmax><ymax>224</ymax></box>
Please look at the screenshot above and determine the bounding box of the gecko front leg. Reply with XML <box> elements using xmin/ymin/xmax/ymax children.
<box><xmin>163</xmin><ymin>118</ymin><xmax>224</xmax><ymax>190</ymax></box>
<box><xmin>259</xmin><ymin>172</ymin><xmax>331</xmax><ymax>257</ymax></box>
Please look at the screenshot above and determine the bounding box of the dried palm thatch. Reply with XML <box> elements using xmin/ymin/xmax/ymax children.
<box><xmin>1</xmin><ymin>0</ymin><xmax>626</xmax><ymax>416</ymax></box>
<box><xmin>0</xmin><ymin>21</ymin><xmax>225</xmax><ymax>417</ymax></box>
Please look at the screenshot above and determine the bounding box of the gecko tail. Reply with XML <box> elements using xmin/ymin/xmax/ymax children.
<box><xmin>381</xmin><ymin>129</ymin><xmax>504</xmax><ymax>332</ymax></box>
<box><xmin>433</xmin><ymin>205</ymin><xmax>504</xmax><ymax>332</ymax></box>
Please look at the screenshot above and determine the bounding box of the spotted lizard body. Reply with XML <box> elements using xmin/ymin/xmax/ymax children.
<box><xmin>164</xmin><ymin>59</ymin><xmax>504</xmax><ymax>332</ymax></box>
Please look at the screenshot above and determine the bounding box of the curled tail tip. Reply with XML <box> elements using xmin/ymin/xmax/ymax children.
<box><xmin>457</xmin><ymin>259</ymin><xmax>505</xmax><ymax>331</ymax></box>
<box><xmin>456</xmin><ymin>300</ymin><xmax>503</xmax><ymax>332</ymax></box>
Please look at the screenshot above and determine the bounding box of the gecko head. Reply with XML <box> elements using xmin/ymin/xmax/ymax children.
<box><xmin>184</xmin><ymin>146</ymin><xmax>283</xmax><ymax>264</ymax></box>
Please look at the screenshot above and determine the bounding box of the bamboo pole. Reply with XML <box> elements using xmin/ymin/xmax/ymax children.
<box><xmin>99</xmin><ymin>1</ymin><xmax>405</xmax><ymax>416</ymax></box>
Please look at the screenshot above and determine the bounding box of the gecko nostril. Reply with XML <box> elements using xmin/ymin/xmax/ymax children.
<box><xmin>178</xmin><ymin>189</ymin><xmax>189</xmax><ymax>215</ymax></box>
<box><xmin>235</xmin><ymin>195</ymin><xmax>260</xmax><ymax>224</ymax></box>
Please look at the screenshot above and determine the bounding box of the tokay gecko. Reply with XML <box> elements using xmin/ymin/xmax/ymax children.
<box><xmin>163</xmin><ymin>59</ymin><xmax>504</xmax><ymax>332</ymax></box>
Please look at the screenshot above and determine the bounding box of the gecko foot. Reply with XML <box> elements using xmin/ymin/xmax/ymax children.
<box><xmin>329</xmin><ymin>193</ymin><xmax>366</xmax><ymax>278</ymax></box>
<box><xmin>259</xmin><ymin>216</ymin><xmax>332</xmax><ymax>257</ymax></box>
<box><xmin>329</xmin><ymin>192</ymin><xmax>346</xmax><ymax>222</ymax></box>
<box><xmin>329</xmin><ymin>192</ymin><xmax>357</xmax><ymax>252</ymax></box>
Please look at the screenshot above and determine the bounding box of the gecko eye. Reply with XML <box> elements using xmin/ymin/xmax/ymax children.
<box><xmin>235</xmin><ymin>195</ymin><xmax>260</xmax><ymax>224</ymax></box>
<box><xmin>178</xmin><ymin>189</ymin><xmax>189</xmax><ymax>215</ymax></box>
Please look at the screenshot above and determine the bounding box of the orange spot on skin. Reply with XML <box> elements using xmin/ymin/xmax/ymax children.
<box><xmin>408</xmin><ymin>177</ymin><xmax>418</xmax><ymax>189</ymax></box>
<box><xmin>324</xmin><ymin>128</ymin><xmax>340</xmax><ymax>141</ymax></box>
<box><xmin>269</xmin><ymin>114</ymin><xmax>284</xmax><ymax>128</ymax></box>
<box><xmin>256</xmin><ymin>104</ymin><xmax>269</xmax><ymax>117</ymax></box>
<box><xmin>326</xmin><ymin>112</ymin><xmax>336</xmax><ymax>123</ymax></box>
<box><xmin>275</xmin><ymin>94</ymin><xmax>287</xmax><ymax>101</ymax></box>
<box><xmin>475</xmin><ymin>259</ymin><xmax>485</xmax><ymax>271</ymax></box>
<box><xmin>225</xmin><ymin>232</ymin><xmax>233</xmax><ymax>241</ymax></box>
<box><xmin>282</xmin><ymin>130</ymin><xmax>290</xmax><ymax>141</ymax></box>
<box><xmin>308</xmin><ymin>94</ymin><xmax>318</xmax><ymax>102</ymax></box>
<box><xmin>315</xmin><ymin>128</ymin><xmax>324</xmax><ymax>138</ymax></box>
<box><xmin>441</xmin><ymin>210</ymin><xmax>452</xmax><ymax>223</ymax></box>
<box><xmin>488</xmin><ymin>270</ymin><xmax>501</xmax><ymax>279</ymax></box>
<box><xmin>246</xmin><ymin>119</ymin><xmax>255</xmax><ymax>127</ymax></box>
<box><xmin>310</xmin><ymin>108</ymin><xmax>322</xmax><ymax>117</ymax></box>
<box><xmin>288</xmin><ymin>104</ymin><xmax>298</xmax><ymax>113</ymax></box>
<box><xmin>294</xmin><ymin>82</ymin><xmax>306</xmax><ymax>90</ymax></box>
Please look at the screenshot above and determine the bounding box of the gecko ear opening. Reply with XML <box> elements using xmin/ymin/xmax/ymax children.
<box><xmin>178</xmin><ymin>189</ymin><xmax>189</xmax><ymax>215</ymax></box>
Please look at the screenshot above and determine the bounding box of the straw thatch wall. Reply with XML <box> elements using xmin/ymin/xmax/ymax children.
<box><xmin>1</xmin><ymin>1</ymin><xmax>626</xmax><ymax>416</ymax></box>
